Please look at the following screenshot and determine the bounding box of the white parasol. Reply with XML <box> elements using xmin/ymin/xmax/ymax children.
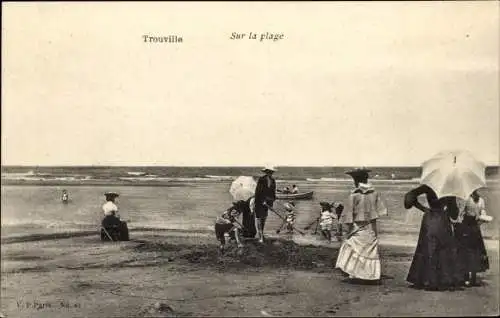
<box><xmin>229</xmin><ymin>176</ymin><xmax>257</xmax><ymax>201</ymax></box>
<box><xmin>420</xmin><ymin>150</ymin><xmax>486</xmax><ymax>200</ymax></box>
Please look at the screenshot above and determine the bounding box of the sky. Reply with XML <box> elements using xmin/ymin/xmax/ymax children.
<box><xmin>2</xmin><ymin>1</ymin><xmax>499</xmax><ymax>167</ymax></box>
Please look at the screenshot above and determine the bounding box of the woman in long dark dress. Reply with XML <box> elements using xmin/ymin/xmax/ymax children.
<box><xmin>404</xmin><ymin>185</ymin><xmax>463</xmax><ymax>291</ymax></box>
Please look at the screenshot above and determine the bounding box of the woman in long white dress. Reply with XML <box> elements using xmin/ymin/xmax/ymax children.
<box><xmin>335</xmin><ymin>168</ymin><xmax>388</xmax><ymax>281</ymax></box>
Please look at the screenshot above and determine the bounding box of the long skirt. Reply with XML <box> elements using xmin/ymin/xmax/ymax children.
<box><xmin>101</xmin><ymin>216</ymin><xmax>129</xmax><ymax>241</ymax></box>
<box><xmin>335</xmin><ymin>224</ymin><xmax>381</xmax><ymax>280</ymax></box>
<box><xmin>454</xmin><ymin>215</ymin><xmax>489</xmax><ymax>274</ymax></box>
<box><xmin>241</xmin><ymin>201</ymin><xmax>257</xmax><ymax>238</ymax></box>
<box><xmin>406</xmin><ymin>211</ymin><xmax>462</xmax><ymax>288</ymax></box>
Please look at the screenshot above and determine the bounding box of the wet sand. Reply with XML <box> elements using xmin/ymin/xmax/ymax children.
<box><xmin>1</xmin><ymin>231</ymin><xmax>499</xmax><ymax>317</ymax></box>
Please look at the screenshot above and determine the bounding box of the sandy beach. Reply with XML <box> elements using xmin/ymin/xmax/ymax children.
<box><xmin>1</xmin><ymin>229</ymin><xmax>498</xmax><ymax>317</ymax></box>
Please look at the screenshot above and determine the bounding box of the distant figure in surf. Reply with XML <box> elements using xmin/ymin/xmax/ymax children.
<box><xmin>61</xmin><ymin>189</ymin><xmax>69</xmax><ymax>204</ymax></box>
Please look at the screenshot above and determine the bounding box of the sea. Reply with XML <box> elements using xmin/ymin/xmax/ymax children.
<box><xmin>2</xmin><ymin>166</ymin><xmax>499</xmax><ymax>241</ymax></box>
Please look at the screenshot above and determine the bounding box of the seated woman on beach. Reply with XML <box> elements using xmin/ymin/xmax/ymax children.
<box><xmin>453</xmin><ymin>190</ymin><xmax>490</xmax><ymax>287</ymax></box>
<box><xmin>404</xmin><ymin>185</ymin><xmax>463</xmax><ymax>291</ymax></box>
<box><xmin>101</xmin><ymin>192</ymin><xmax>129</xmax><ymax>241</ymax></box>
<box><xmin>335</xmin><ymin>168</ymin><xmax>388</xmax><ymax>282</ymax></box>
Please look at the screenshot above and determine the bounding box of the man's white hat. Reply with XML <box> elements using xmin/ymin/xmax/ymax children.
<box><xmin>261</xmin><ymin>165</ymin><xmax>277</xmax><ymax>172</ymax></box>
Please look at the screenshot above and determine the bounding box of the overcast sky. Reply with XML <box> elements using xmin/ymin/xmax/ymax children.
<box><xmin>2</xmin><ymin>1</ymin><xmax>499</xmax><ymax>166</ymax></box>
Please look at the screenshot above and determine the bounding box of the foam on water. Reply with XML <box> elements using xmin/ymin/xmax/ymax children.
<box><xmin>2</xmin><ymin>165</ymin><xmax>498</xmax><ymax>187</ymax></box>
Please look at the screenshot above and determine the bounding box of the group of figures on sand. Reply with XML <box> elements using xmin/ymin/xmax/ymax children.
<box><xmin>215</xmin><ymin>166</ymin><xmax>278</xmax><ymax>250</ymax></box>
<box><xmin>336</xmin><ymin>168</ymin><xmax>490</xmax><ymax>290</ymax></box>
<box><xmin>216</xmin><ymin>164</ymin><xmax>491</xmax><ymax>291</ymax></box>
<box><xmin>404</xmin><ymin>186</ymin><xmax>489</xmax><ymax>290</ymax></box>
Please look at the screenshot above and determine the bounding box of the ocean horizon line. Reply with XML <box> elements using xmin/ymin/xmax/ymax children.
<box><xmin>2</xmin><ymin>164</ymin><xmax>424</xmax><ymax>168</ymax></box>
<box><xmin>1</xmin><ymin>164</ymin><xmax>499</xmax><ymax>169</ymax></box>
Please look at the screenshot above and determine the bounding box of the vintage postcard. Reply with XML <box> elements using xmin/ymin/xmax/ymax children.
<box><xmin>1</xmin><ymin>1</ymin><xmax>499</xmax><ymax>317</ymax></box>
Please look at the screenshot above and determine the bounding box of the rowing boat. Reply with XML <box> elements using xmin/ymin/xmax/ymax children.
<box><xmin>276</xmin><ymin>191</ymin><xmax>314</xmax><ymax>200</ymax></box>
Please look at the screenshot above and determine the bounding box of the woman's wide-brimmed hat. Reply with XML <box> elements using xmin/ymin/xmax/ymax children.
<box><xmin>261</xmin><ymin>165</ymin><xmax>277</xmax><ymax>172</ymax></box>
<box><xmin>104</xmin><ymin>192</ymin><xmax>120</xmax><ymax>198</ymax></box>
<box><xmin>345</xmin><ymin>167</ymin><xmax>371</xmax><ymax>177</ymax></box>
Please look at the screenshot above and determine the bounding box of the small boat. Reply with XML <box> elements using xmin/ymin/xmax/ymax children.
<box><xmin>127</xmin><ymin>171</ymin><xmax>147</xmax><ymax>176</ymax></box>
<box><xmin>276</xmin><ymin>191</ymin><xmax>314</xmax><ymax>200</ymax></box>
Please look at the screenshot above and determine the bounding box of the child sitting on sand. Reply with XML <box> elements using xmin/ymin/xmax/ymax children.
<box><xmin>215</xmin><ymin>201</ymin><xmax>245</xmax><ymax>253</ymax></box>
<box><xmin>284</xmin><ymin>201</ymin><xmax>296</xmax><ymax>233</ymax></box>
<box><xmin>319</xmin><ymin>201</ymin><xmax>335</xmax><ymax>242</ymax></box>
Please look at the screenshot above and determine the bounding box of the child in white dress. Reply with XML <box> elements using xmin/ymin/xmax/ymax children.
<box><xmin>319</xmin><ymin>202</ymin><xmax>335</xmax><ymax>242</ymax></box>
<box><xmin>284</xmin><ymin>201</ymin><xmax>296</xmax><ymax>233</ymax></box>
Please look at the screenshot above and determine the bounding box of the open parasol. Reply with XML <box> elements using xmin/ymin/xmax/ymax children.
<box><xmin>229</xmin><ymin>176</ymin><xmax>257</xmax><ymax>201</ymax></box>
<box><xmin>420</xmin><ymin>150</ymin><xmax>486</xmax><ymax>200</ymax></box>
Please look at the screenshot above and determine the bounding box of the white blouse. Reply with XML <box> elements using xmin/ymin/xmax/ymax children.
<box><xmin>102</xmin><ymin>201</ymin><xmax>119</xmax><ymax>216</ymax></box>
